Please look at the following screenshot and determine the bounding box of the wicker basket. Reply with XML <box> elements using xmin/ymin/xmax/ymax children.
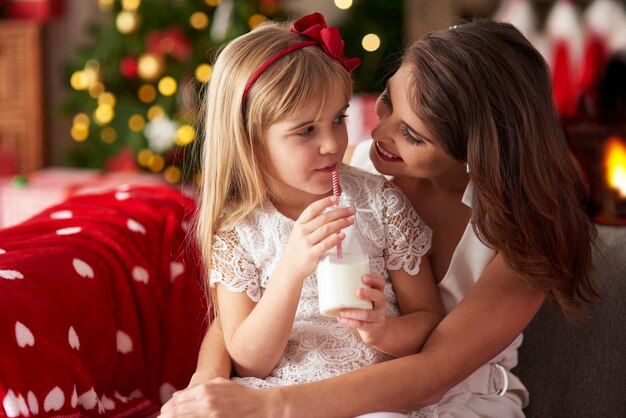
<box><xmin>0</xmin><ymin>20</ymin><xmax>43</xmax><ymax>176</ymax></box>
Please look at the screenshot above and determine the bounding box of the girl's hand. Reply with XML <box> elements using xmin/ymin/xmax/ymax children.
<box><xmin>281</xmin><ymin>195</ymin><xmax>355</xmax><ymax>279</ymax></box>
<box><xmin>337</xmin><ymin>275</ymin><xmax>389</xmax><ymax>347</ymax></box>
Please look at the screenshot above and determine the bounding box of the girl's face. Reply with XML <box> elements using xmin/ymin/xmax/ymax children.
<box><xmin>370</xmin><ymin>64</ymin><xmax>461</xmax><ymax>180</ymax></box>
<box><xmin>262</xmin><ymin>88</ymin><xmax>349</xmax><ymax>207</ymax></box>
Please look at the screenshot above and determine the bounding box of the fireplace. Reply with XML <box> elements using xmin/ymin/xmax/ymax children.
<box><xmin>568</xmin><ymin>123</ymin><xmax>626</xmax><ymax>226</ymax></box>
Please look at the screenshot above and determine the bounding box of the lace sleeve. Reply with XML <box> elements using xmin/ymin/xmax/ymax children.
<box><xmin>210</xmin><ymin>229</ymin><xmax>261</xmax><ymax>302</ymax></box>
<box><xmin>381</xmin><ymin>181</ymin><xmax>432</xmax><ymax>276</ymax></box>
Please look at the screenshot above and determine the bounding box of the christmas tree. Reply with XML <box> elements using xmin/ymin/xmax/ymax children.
<box><xmin>62</xmin><ymin>0</ymin><xmax>284</xmax><ymax>183</ymax></box>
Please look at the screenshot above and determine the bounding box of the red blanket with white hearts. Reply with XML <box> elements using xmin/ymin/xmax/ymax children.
<box><xmin>0</xmin><ymin>185</ymin><xmax>209</xmax><ymax>417</ymax></box>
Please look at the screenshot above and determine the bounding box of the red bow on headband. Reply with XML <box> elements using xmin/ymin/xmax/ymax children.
<box><xmin>290</xmin><ymin>13</ymin><xmax>361</xmax><ymax>73</ymax></box>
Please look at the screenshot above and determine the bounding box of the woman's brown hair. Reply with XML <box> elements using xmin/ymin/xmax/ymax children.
<box><xmin>405</xmin><ymin>19</ymin><xmax>599</xmax><ymax>319</ymax></box>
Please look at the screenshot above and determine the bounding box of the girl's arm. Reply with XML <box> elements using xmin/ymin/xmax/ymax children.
<box><xmin>186</xmin><ymin>318</ymin><xmax>232</xmax><ymax>388</ymax></box>
<box><xmin>160</xmin><ymin>253</ymin><xmax>544</xmax><ymax>418</ymax></box>
<box><xmin>339</xmin><ymin>257</ymin><xmax>445</xmax><ymax>357</ymax></box>
<box><xmin>219</xmin><ymin>196</ymin><xmax>356</xmax><ymax>379</ymax></box>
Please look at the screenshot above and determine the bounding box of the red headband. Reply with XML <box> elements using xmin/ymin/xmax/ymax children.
<box><xmin>241</xmin><ymin>12</ymin><xmax>361</xmax><ymax>111</ymax></box>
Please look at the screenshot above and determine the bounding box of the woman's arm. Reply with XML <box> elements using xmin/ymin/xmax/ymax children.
<box><xmin>160</xmin><ymin>253</ymin><xmax>544</xmax><ymax>418</ymax></box>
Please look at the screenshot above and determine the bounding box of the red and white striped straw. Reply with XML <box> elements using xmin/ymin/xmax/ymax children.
<box><xmin>332</xmin><ymin>169</ymin><xmax>340</xmax><ymax>206</ymax></box>
<box><xmin>331</xmin><ymin>169</ymin><xmax>343</xmax><ymax>261</ymax></box>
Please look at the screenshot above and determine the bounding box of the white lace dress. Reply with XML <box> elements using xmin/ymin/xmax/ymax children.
<box><xmin>210</xmin><ymin>165</ymin><xmax>436</xmax><ymax>418</ymax></box>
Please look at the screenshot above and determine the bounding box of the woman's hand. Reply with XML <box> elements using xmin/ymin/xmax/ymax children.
<box><xmin>336</xmin><ymin>275</ymin><xmax>389</xmax><ymax>347</ymax></box>
<box><xmin>281</xmin><ymin>195</ymin><xmax>355</xmax><ymax>279</ymax></box>
<box><xmin>159</xmin><ymin>378</ymin><xmax>276</xmax><ymax>418</ymax></box>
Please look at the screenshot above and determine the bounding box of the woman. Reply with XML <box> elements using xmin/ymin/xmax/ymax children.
<box><xmin>160</xmin><ymin>19</ymin><xmax>597</xmax><ymax>417</ymax></box>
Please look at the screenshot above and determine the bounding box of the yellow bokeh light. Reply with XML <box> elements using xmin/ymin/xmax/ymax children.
<box><xmin>138</xmin><ymin>84</ymin><xmax>157</xmax><ymax>103</ymax></box>
<box><xmin>163</xmin><ymin>166</ymin><xmax>182</xmax><ymax>184</ymax></box>
<box><xmin>116</xmin><ymin>11</ymin><xmax>139</xmax><ymax>34</ymax></box>
<box><xmin>195</xmin><ymin>64</ymin><xmax>213</xmax><ymax>83</ymax></box>
<box><xmin>190</xmin><ymin>12</ymin><xmax>209</xmax><ymax>30</ymax></box>
<box><xmin>71</xmin><ymin>125</ymin><xmax>89</xmax><ymax>142</ymax></box>
<box><xmin>88</xmin><ymin>81</ymin><xmax>105</xmax><ymax>98</ymax></box>
<box><xmin>137</xmin><ymin>148</ymin><xmax>153</xmax><ymax>167</ymax></box>
<box><xmin>94</xmin><ymin>105</ymin><xmax>115</xmax><ymax>125</ymax></box>
<box><xmin>101</xmin><ymin>127</ymin><xmax>117</xmax><ymax>144</ymax></box>
<box><xmin>138</xmin><ymin>54</ymin><xmax>162</xmax><ymax>81</ymax></box>
<box><xmin>176</xmin><ymin>125</ymin><xmax>196</xmax><ymax>146</ymax></box>
<box><xmin>128</xmin><ymin>114</ymin><xmax>146</xmax><ymax>132</ymax></box>
<box><xmin>334</xmin><ymin>0</ymin><xmax>353</xmax><ymax>10</ymax></box>
<box><xmin>98</xmin><ymin>92</ymin><xmax>116</xmax><ymax>107</ymax></box>
<box><xmin>248</xmin><ymin>14</ymin><xmax>267</xmax><ymax>29</ymax></box>
<box><xmin>147</xmin><ymin>105</ymin><xmax>165</xmax><ymax>120</ymax></box>
<box><xmin>73</xmin><ymin>113</ymin><xmax>90</xmax><ymax>127</ymax></box>
<box><xmin>158</xmin><ymin>76</ymin><xmax>178</xmax><ymax>96</ymax></box>
<box><xmin>98</xmin><ymin>0</ymin><xmax>113</xmax><ymax>12</ymax></box>
<box><xmin>148</xmin><ymin>154</ymin><xmax>166</xmax><ymax>172</ymax></box>
<box><xmin>85</xmin><ymin>59</ymin><xmax>100</xmax><ymax>73</ymax></box>
<box><xmin>205</xmin><ymin>0</ymin><xmax>220</xmax><ymax>6</ymax></box>
<box><xmin>362</xmin><ymin>33</ymin><xmax>381</xmax><ymax>52</ymax></box>
<box><xmin>70</xmin><ymin>71</ymin><xmax>89</xmax><ymax>91</ymax></box>
<box><xmin>122</xmin><ymin>0</ymin><xmax>141</xmax><ymax>11</ymax></box>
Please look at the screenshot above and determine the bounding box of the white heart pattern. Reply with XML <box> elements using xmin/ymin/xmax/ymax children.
<box><xmin>115</xmin><ymin>191</ymin><xmax>130</xmax><ymax>201</ymax></box>
<box><xmin>50</xmin><ymin>210</ymin><xmax>73</xmax><ymax>219</ymax></box>
<box><xmin>78</xmin><ymin>389</ymin><xmax>97</xmax><ymax>410</ymax></box>
<box><xmin>44</xmin><ymin>387</ymin><xmax>65</xmax><ymax>412</ymax></box>
<box><xmin>170</xmin><ymin>262</ymin><xmax>184</xmax><ymax>283</ymax></box>
<box><xmin>0</xmin><ymin>248</ymin><xmax>6</xmax><ymax>254</ymax></box>
<box><xmin>132</xmin><ymin>266</ymin><xmax>149</xmax><ymax>284</ymax></box>
<box><xmin>2</xmin><ymin>390</ymin><xmax>19</xmax><ymax>418</ymax></box>
<box><xmin>0</xmin><ymin>270</ymin><xmax>23</xmax><ymax>280</ymax></box>
<box><xmin>116</xmin><ymin>330</ymin><xmax>133</xmax><ymax>354</ymax></box>
<box><xmin>56</xmin><ymin>227</ymin><xmax>82</xmax><ymax>236</ymax></box>
<box><xmin>100</xmin><ymin>395</ymin><xmax>115</xmax><ymax>411</ymax></box>
<box><xmin>15</xmin><ymin>321</ymin><xmax>35</xmax><ymax>347</ymax></box>
<box><xmin>127</xmin><ymin>219</ymin><xmax>147</xmax><ymax>235</ymax></box>
<box><xmin>68</xmin><ymin>326</ymin><xmax>80</xmax><ymax>350</ymax></box>
<box><xmin>73</xmin><ymin>258</ymin><xmax>94</xmax><ymax>279</ymax></box>
<box><xmin>71</xmin><ymin>385</ymin><xmax>78</xmax><ymax>408</ymax></box>
<box><xmin>27</xmin><ymin>391</ymin><xmax>39</xmax><ymax>415</ymax></box>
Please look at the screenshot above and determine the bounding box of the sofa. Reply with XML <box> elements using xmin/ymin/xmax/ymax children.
<box><xmin>1</xmin><ymin>184</ymin><xmax>624</xmax><ymax>417</ymax></box>
<box><xmin>515</xmin><ymin>224</ymin><xmax>626</xmax><ymax>417</ymax></box>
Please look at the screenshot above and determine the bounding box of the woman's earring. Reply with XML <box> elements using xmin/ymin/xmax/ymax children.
<box><xmin>465</xmin><ymin>162</ymin><xmax>471</xmax><ymax>173</ymax></box>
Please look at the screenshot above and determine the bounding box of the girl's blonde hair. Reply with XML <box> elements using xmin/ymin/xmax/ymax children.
<box><xmin>196</xmin><ymin>20</ymin><xmax>353</xmax><ymax>303</ymax></box>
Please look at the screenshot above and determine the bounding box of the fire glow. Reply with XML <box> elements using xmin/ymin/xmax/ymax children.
<box><xmin>604</xmin><ymin>136</ymin><xmax>626</xmax><ymax>198</ymax></box>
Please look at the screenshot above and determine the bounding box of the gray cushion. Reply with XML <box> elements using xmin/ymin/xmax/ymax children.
<box><xmin>515</xmin><ymin>224</ymin><xmax>626</xmax><ymax>417</ymax></box>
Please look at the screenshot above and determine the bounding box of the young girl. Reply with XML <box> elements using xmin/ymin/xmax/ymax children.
<box><xmin>194</xmin><ymin>12</ymin><xmax>443</xmax><ymax>418</ymax></box>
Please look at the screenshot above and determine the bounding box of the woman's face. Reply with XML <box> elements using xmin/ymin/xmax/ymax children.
<box><xmin>370</xmin><ymin>64</ymin><xmax>462</xmax><ymax>180</ymax></box>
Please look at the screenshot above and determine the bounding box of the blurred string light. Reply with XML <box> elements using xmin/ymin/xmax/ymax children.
<box><xmin>205</xmin><ymin>0</ymin><xmax>221</xmax><ymax>6</ymax></box>
<box><xmin>138</xmin><ymin>85</ymin><xmax>157</xmax><ymax>103</ymax></box>
<box><xmin>248</xmin><ymin>14</ymin><xmax>267</xmax><ymax>29</ymax></box>
<box><xmin>334</xmin><ymin>0</ymin><xmax>353</xmax><ymax>10</ymax></box>
<box><xmin>116</xmin><ymin>11</ymin><xmax>140</xmax><ymax>34</ymax></box>
<box><xmin>101</xmin><ymin>127</ymin><xmax>117</xmax><ymax>144</ymax></box>
<box><xmin>176</xmin><ymin>125</ymin><xmax>196</xmax><ymax>146</ymax></box>
<box><xmin>98</xmin><ymin>92</ymin><xmax>116</xmax><ymax>107</ymax></box>
<box><xmin>362</xmin><ymin>33</ymin><xmax>381</xmax><ymax>52</ymax></box>
<box><xmin>94</xmin><ymin>104</ymin><xmax>115</xmax><ymax>125</ymax></box>
<box><xmin>190</xmin><ymin>12</ymin><xmax>209</xmax><ymax>30</ymax></box>
<box><xmin>147</xmin><ymin>105</ymin><xmax>165</xmax><ymax>120</ymax></box>
<box><xmin>128</xmin><ymin>114</ymin><xmax>146</xmax><ymax>132</ymax></box>
<box><xmin>195</xmin><ymin>63</ymin><xmax>213</xmax><ymax>83</ymax></box>
<box><xmin>122</xmin><ymin>0</ymin><xmax>141</xmax><ymax>11</ymax></box>
<box><xmin>158</xmin><ymin>76</ymin><xmax>178</xmax><ymax>96</ymax></box>
<box><xmin>163</xmin><ymin>166</ymin><xmax>182</xmax><ymax>184</ymax></box>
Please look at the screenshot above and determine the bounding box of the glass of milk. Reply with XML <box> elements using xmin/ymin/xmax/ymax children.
<box><xmin>317</xmin><ymin>194</ymin><xmax>373</xmax><ymax>317</ymax></box>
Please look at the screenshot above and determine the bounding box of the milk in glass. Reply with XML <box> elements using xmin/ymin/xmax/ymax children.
<box><xmin>316</xmin><ymin>194</ymin><xmax>373</xmax><ymax>317</ymax></box>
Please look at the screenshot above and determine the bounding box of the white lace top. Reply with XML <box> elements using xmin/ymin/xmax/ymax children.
<box><xmin>210</xmin><ymin>165</ymin><xmax>435</xmax><ymax>418</ymax></box>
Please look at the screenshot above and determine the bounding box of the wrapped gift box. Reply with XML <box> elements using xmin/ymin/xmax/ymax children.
<box><xmin>0</xmin><ymin>167</ymin><xmax>165</xmax><ymax>228</ymax></box>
